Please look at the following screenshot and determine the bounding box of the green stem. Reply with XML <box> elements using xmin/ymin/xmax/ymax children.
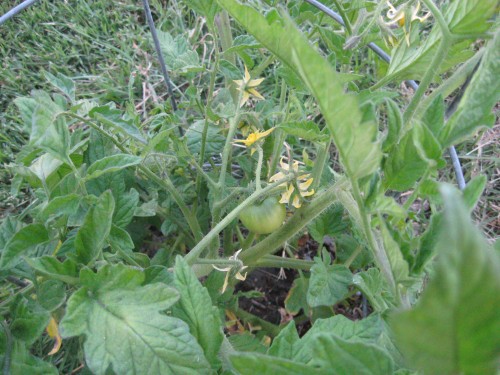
<box><xmin>253</xmin><ymin>255</ymin><xmax>314</xmax><ymax>270</ymax></box>
<box><xmin>331</xmin><ymin>0</ymin><xmax>352</xmax><ymax>34</ymax></box>
<box><xmin>194</xmin><ymin>258</ymin><xmax>242</xmax><ymax>266</ymax></box>
<box><xmin>350</xmin><ymin>180</ymin><xmax>396</xmax><ymax>293</ymax></box>
<box><xmin>185</xmin><ymin>175</ymin><xmax>295</xmax><ymax>265</ymax></box>
<box><xmin>311</xmin><ymin>139</ymin><xmax>331</xmax><ymax>190</ymax></box>
<box><xmin>403</xmin><ymin>37</ymin><xmax>450</xmax><ymax>125</ymax></box>
<box><xmin>403</xmin><ymin>0</ymin><xmax>452</xmax><ymax>123</ymax></box>
<box><xmin>255</xmin><ymin>145</ymin><xmax>264</xmax><ymax>192</ymax></box>
<box><xmin>139</xmin><ymin>166</ymin><xmax>204</xmax><ymax>243</ymax></box>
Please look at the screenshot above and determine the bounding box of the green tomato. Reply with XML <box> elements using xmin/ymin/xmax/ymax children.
<box><xmin>239</xmin><ymin>197</ymin><xmax>286</xmax><ymax>234</ymax></box>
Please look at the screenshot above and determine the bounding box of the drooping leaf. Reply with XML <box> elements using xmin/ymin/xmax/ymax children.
<box><xmin>440</xmin><ymin>30</ymin><xmax>500</xmax><ymax>147</ymax></box>
<box><xmin>173</xmin><ymin>256</ymin><xmax>223</xmax><ymax>369</ymax></box>
<box><xmin>186</xmin><ymin>120</ymin><xmax>225</xmax><ymax>155</ymax></box>
<box><xmin>379</xmin><ymin>220</ymin><xmax>410</xmax><ymax>285</ymax></box>
<box><xmin>74</xmin><ymin>190</ymin><xmax>115</xmax><ymax>265</ymax></box>
<box><xmin>284</xmin><ymin>275</ymin><xmax>309</xmax><ymax>315</ymax></box>
<box><xmin>84</xmin><ymin>154</ymin><xmax>141</xmax><ymax>181</ymax></box>
<box><xmin>0</xmin><ymin>224</ymin><xmax>49</xmax><ymax>270</ymax></box>
<box><xmin>391</xmin><ymin>185</ymin><xmax>500</xmax><ymax>375</ymax></box>
<box><xmin>60</xmin><ymin>264</ymin><xmax>210</xmax><ymax>375</ymax></box>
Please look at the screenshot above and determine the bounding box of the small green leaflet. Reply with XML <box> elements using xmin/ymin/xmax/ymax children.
<box><xmin>84</xmin><ymin>154</ymin><xmax>141</xmax><ymax>181</ymax></box>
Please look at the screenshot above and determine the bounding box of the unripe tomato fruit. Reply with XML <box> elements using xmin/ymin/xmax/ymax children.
<box><xmin>239</xmin><ymin>197</ymin><xmax>286</xmax><ymax>234</ymax></box>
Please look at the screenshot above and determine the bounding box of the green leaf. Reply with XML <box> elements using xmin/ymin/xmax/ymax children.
<box><xmin>412</xmin><ymin>213</ymin><xmax>443</xmax><ymax>275</ymax></box>
<box><xmin>446</xmin><ymin>0</ymin><xmax>498</xmax><ymax>35</ymax></box>
<box><xmin>230</xmin><ymin>353</ymin><xmax>321</xmax><ymax>375</ymax></box>
<box><xmin>277</xmin><ymin>121</ymin><xmax>329</xmax><ymax>142</ymax></box>
<box><xmin>284</xmin><ymin>276</ymin><xmax>309</xmax><ymax>315</ymax></box>
<box><xmin>0</xmin><ymin>337</ymin><xmax>57</xmax><ymax>375</ymax></box>
<box><xmin>182</xmin><ymin>0</ymin><xmax>219</xmax><ymax>27</ymax></box>
<box><xmin>353</xmin><ymin>268</ymin><xmax>396</xmax><ymax>312</ymax></box>
<box><xmin>13</xmin><ymin>96</ymin><xmax>37</xmax><ymax>131</ymax></box>
<box><xmin>383</xmin><ymin>122</ymin><xmax>443</xmax><ymax>191</ymax></box>
<box><xmin>9</xmin><ymin>296</ymin><xmax>50</xmax><ymax>345</ymax></box>
<box><xmin>210</xmin><ymin>88</ymin><xmax>236</xmax><ymax>118</ymax></box>
<box><xmin>0</xmin><ymin>224</ymin><xmax>49</xmax><ymax>270</ymax></box>
<box><xmin>307</xmin><ymin>255</ymin><xmax>352</xmax><ymax>307</ymax></box>
<box><xmin>422</xmin><ymin>95</ymin><xmax>445</xmax><ymax>138</ymax></box>
<box><xmin>268</xmin><ymin>321</ymin><xmax>300</xmax><ymax>359</ymax></box>
<box><xmin>44</xmin><ymin>71</ymin><xmax>75</xmax><ymax>102</ymax></box>
<box><xmin>113</xmin><ymin>188</ymin><xmax>139</xmax><ymax>228</ymax></box>
<box><xmin>462</xmin><ymin>175</ymin><xmax>487</xmax><ymax>212</ymax></box>
<box><xmin>186</xmin><ymin>120</ymin><xmax>225</xmax><ymax>155</ymax></box>
<box><xmin>60</xmin><ymin>264</ymin><xmax>210</xmax><ymax>375</ymax></box>
<box><xmin>307</xmin><ymin>204</ymin><xmax>347</xmax><ymax>243</ymax></box>
<box><xmin>74</xmin><ymin>191</ymin><xmax>115</xmax><ymax>265</ymax></box>
<box><xmin>226</xmin><ymin>34</ymin><xmax>261</xmax><ymax>53</ymax></box>
<box><xmin>440</xmin><ymin>30</ymin><xmax>500</xmax><ymax>147</ymax></box>
<box><xmin>217</xmin><ymin>0</ymin><xmax>380</xmax><ymax>179</ymax></box>
<box><xmin>37</xmin><ymin>279</ymin><xmax>66</xmax><ymax>311</ymax></box>
<box><xmin>391</xmin><ymin>185</ymin><xmax>500</xmax><ymax>375</ymax></box>
<box><xmin>84</xmin><ymin>154</ymin><xmax>141</xmax><ymax>181</ymax></box>
<box><xmin>31</xmin><ymin>100</ymin><xmax>71</xmax><ymax>164</ymax></box>
<box><xmin>39</xmin><ymin>194</ymin><xmax>81</xmax><ymax>221</ymax></box>
<box><xmin>382</xmin><ymin>99</ymin><xmax>403</xmax><ymax>152</ymax></box>
<box><xmin>25</xmin><ymin>256</ymin><xmax>79</xmax><ymax>285</ymax></box>
<box><xmin>379</xmin><ymin>220</ymin><xmax>410</xmax><ymax>285</ymax></box>
<box><xmin>157</xmin><ymin>31</ymin><xmax>203</xmax><ymax>73</ymax></box>
<box><xmin>89</xmin><ymin>105</ymin><xmax>146</xmax><ymax>144</ymax></box>
<box><xmin>0</xmin><ymin>217</ymin><xmax>22</xmax><ymax>249</ymax></box>
<box><xmin>173</xmin><ymin>256</ymin><xmax>223</xmax><ymax>369</ymax></box>
<box><xmin>107</xmin><ymin>225</ymin><xmax>135</xmax><ymax>252</ymax></box>
<box><xmin>307</xmin><ymin>334</ymin><xmax>394</xmax><ymax>374</ymax></box>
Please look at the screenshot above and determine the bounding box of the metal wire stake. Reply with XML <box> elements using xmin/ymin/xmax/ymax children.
<box><xmin>0</xmin><ymin>0</ymin><xmax>39</xmax><ymax>26</ymax></box>
<box><xmin>142</xmin><ymin>0</ymin><xmax>183</xmax><ymax>136</ymax></box>
<box><xmin>304</xmin><ymin>0</ymin><xmax>466</xmax><ymax>189</ymax></box>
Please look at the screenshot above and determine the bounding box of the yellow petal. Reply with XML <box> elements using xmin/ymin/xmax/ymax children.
<box><xmin>233</xmin><ymin>79</ymin><xmax>244</xmax><ymax>87</ymax></box>
<box><xmin>239</xmin><ymin>91</ymin><xmax>250</xmax><ymax>107</ymax></box>
<box><xmin>269</xmin><ymin>171</ymin><xmax>285</xmax><ymax>182</ymax></box>
<box><xmin>292</xmin><ymin>195</ymin><xmax>302</xmax><ymax>208</ymax></box>
<box><xmin>46</xmin><ymin>317</ymin><xmax>62</xmax><ymax>355</ymax></box>
<box><xmin>247</xmin><ymin>88</ymin><xmax>264</xmax><ymax>100</ymax></box>
<box><xmin>280</xmin><ymin>184</ymin><xmax>294</xmax><ymax>204</ymax></box>
<box><xmin>299</xmin><ymin>178</ymin><xmax>314</xmax><ymax>191</ymax></box>
<box><xmin>221</xmin><ymin>272</ymin><xmax>230</xmax><ymax>293</ymax></box>
<box><xmin>301</xmin><ymin>189</ymin><xmax>315</xmax><ymax>198</ymax></box>
<box><xmin>248</xmin><ymin>78</ymin><xmax>265</xmax><ymax>87</ymax></box>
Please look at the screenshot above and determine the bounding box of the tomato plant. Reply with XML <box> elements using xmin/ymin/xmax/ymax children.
<box><xmin>239</xmin><ymin>196</ymin><xmax>286</xmax><ymax>234</ymax></box>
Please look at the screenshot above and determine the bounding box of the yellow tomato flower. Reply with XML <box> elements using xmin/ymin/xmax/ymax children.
<box><xmin>212</xmin><ymin>249</ymin><xmax>248</xmax><ymax>293</ymax></box>
<box><xmin>233</xmin><ymin>128</ymin><xmax>274</xmax><ymax>155</ymax></box>
<box><xmin>233</xmin><ymin>65</ymin><xmax>265</xmax><ymax>107</ymax></box>
<box><xmin>270</xmin><ymin>158</ymin><xmax>315</xmax><ymax>208</ymax></box>
<box><xmin>384</xmin><ymin>1</ymin><xmax>430</xmax><ymax>45</ymax></box>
